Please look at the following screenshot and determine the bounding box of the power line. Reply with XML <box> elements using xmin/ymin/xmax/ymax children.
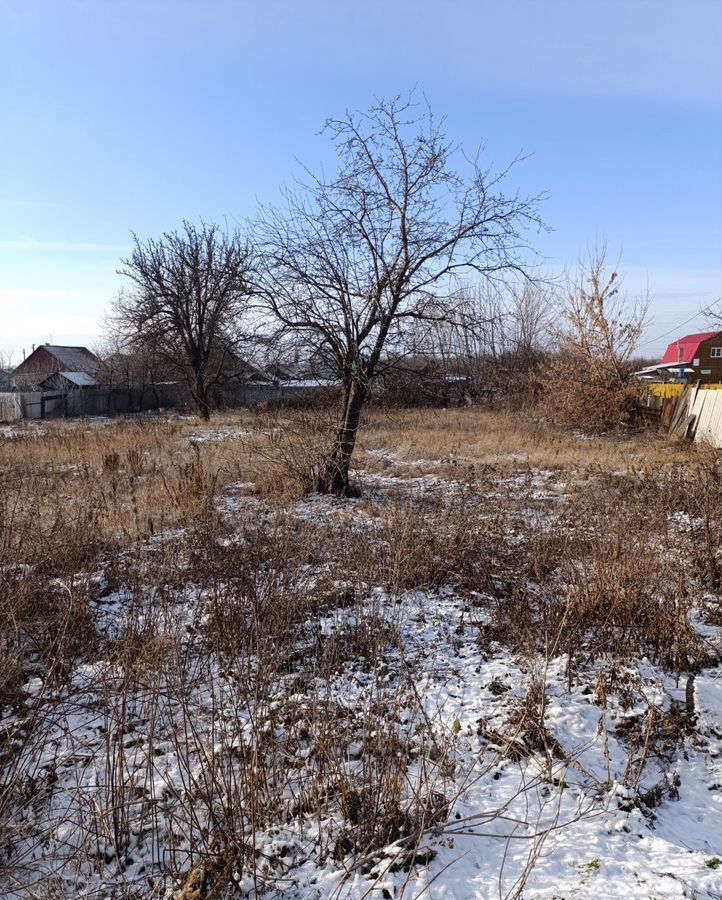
<box><xmin>637</xmin><ymin>310</ymin><xmax>711</xmax><ymax>349</ymax></box>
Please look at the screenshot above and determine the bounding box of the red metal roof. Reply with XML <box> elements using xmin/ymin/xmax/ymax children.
<box><xmin>660</xmin><ymin>332</ymin><xmax>720</xmax><ymax>365</ymax></box>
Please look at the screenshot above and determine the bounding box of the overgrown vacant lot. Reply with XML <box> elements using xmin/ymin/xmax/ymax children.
<box><xmin>1</xmin><ymin>409</ymin><xmax>721</xmax><ymax>899</ymax></box>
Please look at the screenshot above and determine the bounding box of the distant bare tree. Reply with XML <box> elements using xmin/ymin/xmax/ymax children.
<box><xmin>257</xmin><ymin>96</ymin><xmax>544</xmax><ymax>493</ymax></box>
<box><xmin>0</xmin><ymin>347</ymin><xmax>15</xmax><ymax>392</ymax></box>
<box><xmin>703</xmin><ymin>298</ymin><xmax>722</xmax><ymax>327</ymax></box>
<box><xmin>395</xmin><ymin>284</ymin><xmax>512</xmax><ymax>401</ymax></box>
<box><xmin>95</xmin><ymin>334</ymin><xmax>173</xmax><ymax>410</ymax></box>
<box><xmin>409</xmin><ymin>281</ymin><xmax>551</xmax><ymax>398</ymax></box>
<box><xmin>112</xmin><ymin>220</ymin><xmax>254</xmax><ymax>419</ymax></box>
<box><xmin>508</xmin><ymin>282</ymin><xmax>552</xmax><ymax>371</ymax></box>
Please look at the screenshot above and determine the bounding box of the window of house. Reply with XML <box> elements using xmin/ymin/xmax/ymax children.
<box><xmin>694</xmin><ymin>358</ymin><xmax>700</xmax><ymax>367</ymax></box>
<box><xmin>711</xmin><ymin>347</ymin><xmax>722</xmax><ymax>358</ymax></box>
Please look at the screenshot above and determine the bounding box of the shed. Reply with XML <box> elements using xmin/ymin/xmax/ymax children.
<box><xmin>39</xmin><ymin>371</ymin><xmax>99</xmax><ymax>391</ymax></box>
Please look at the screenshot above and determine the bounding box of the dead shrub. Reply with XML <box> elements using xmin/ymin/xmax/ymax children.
<box><xmin>483</xmin><ymin>470</ymin><xmax>715</xmax><ymax>676</ymax></box>
<box><xmin>374</xmin><ymin>496</ymin><xmax>496</xmax><ymax>593</ymax></box>
<box><xmin>663</xmin><ymin>446</ymin><xmax>722</xmax><ymax>590</ymax></box>
<box><xmin>248</xmin><ymin>410</ymin><xmax>339</xmax><ymax>498</ymax></box>
<box><xmin>533</xmin><ymin>251</ymin><xmax>647</xmax><ymax>433</ymax></box>
<box><xmin>162</xmin><ymin>449</ymin><xmax>219</xmax><ymax>523</ymax></box>
<box><xmin>563</xmin><ymin>537</ymin><xmax>700</xmax><ymax>671</ymax></box>
<box><xmin>536</xmin><ymin>367</ymin><xmax>644</xmax><ymax>434</ymax></box>
<box><xmin>192</xmin><ymin>518</ymin><xmax>320</xmax><ymax>664</ymax></box>
<box><xmin>318</xmin><ymin>615</ymin><xmax>399</xmax><ymax>676</ymax></box>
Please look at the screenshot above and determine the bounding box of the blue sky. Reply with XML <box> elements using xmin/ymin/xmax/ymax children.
<box><xmin>1</xmin><ymin>0</ymin><xmax>720</xmax><ymax>363</ymax></box>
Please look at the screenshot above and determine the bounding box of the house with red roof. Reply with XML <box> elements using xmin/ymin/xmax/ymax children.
<box><xmin>648</xmin><ymin>331</ymin><xmax>722</xmax><ymax>384</ymax></box>
<box><xmin>636</xmin><ymin>331</ymin><xmax>722</xmax><ymax>384</ymax></box>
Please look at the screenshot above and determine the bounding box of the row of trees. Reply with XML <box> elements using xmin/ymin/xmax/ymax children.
<box><xmin>109</xmin><ymin>96</ymin><xmax>649</xmax><ymax>494</ymax></box>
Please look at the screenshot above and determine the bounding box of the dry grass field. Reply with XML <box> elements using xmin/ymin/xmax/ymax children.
<box><xmin>1</xmin><ymin>408</ymin><xmax>720</xmax><ymax>899</ymax></box>
<box><xmin>0</xmin><ymin>407</ymin><xmax>688</xmax><ymax>540</ymax></box>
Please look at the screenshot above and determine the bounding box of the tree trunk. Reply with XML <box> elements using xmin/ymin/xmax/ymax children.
<box><xmin>317</xmin><ymin>380</ymin><xmax>367</xmax><ymax>495</ymax></box>
<box><xmin>196</xmin><ymin>397</ymin><xmax>211</xmax><ymax>420</ymax></box>
<box><xmin>192</xmin><ymin>373</ymin><xmax>212</xmax><ymax>421</ymax></box>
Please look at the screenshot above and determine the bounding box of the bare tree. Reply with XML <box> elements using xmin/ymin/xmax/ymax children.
<box><xmin>392</xmin><ymin>284</ymin><xmax>515</xmax><ymax>402</ymax></box>
<box><xmin>508</xmin><ymin>282</ymin><xmax>552</xmax><ymax>371</ymax></box>
<box><xmin>0</xmin><ymin>347</ymin><xmax>16</xmax><ymax>392</ymax></box>
<box><xmin>410</xmin><ymin>281</ymin><xmax>551</xmax><ymax>399</ymax></box>
<box><xmin>112</xmin><ymin>220</ymin><xmax>254</xmax><ymax>419</ymax></box>
<box><xmin>95</xmin><ymin>333</ymin><xmax>174</xmax><ymax>410</ymax></box>
<box><xmin>256</xmin><ymin>96</ymin><xmax>544</xmax><ymax>493</ymax></box>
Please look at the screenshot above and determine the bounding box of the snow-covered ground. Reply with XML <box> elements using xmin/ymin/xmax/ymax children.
<box><xmin>299</xmin><ymin>595</ymin><xmax>722</xmax><ymax>899</ymax></box>
<box><xmin>185</xmin><ymin>427</ymin><xmax>252</xmax><ymax>445</ymax></box>
<box><xmin>1</xmin><ymin>452</ymin><xmax>721</xmax><ymax>899</ymax></box>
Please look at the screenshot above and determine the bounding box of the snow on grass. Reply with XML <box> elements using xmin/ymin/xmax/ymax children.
<box><xmin>185</xmin><ymin>427</ymin><xmax>252</xmax><ymax>445</ymax></box>
<box><xmin>5</xmin><ymin>582</ymin><xmax>720</xmax><ymax>899</ymax></box>
<box><xmin>0</xmin><ymin>421</ymin><xmax>44</xmax><ymax>439</ymax></box>
<box><xmin>1</xmin><ymin>453</ymin><xmax>721</xmax><ymax>899</ymax></box>
<box><xmin>314</xmin><ymin>597</ymin><xmax>722</xmax><ymax>899</ymax></box>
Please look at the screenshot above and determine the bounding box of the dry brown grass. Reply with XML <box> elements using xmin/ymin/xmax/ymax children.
<box><xmin>0</xmin><ymin>405</ymin><xmax>691</xmax><ymax>545</ymax></box>
<box><xmin>358</xmin><ymin>406</ymin><xmax>689</xmax><ymax>475</ymax></box>
<box><xmin>0</xmin><ymin>415</ymin><xmax>262</xmax><ymax>546</ymax></box>
<box><xmin>0</xmin><ymin>405</ymin><xmax>719</xmax><ymax>897</ymax></box>
<box><xmin>0</xmin><ymin>405</ymin><xmax>703</xmax><ymax>613</ymax></box>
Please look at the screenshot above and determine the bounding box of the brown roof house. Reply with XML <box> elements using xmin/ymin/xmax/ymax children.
<box><xmin>636</xmin><ymin>331</ymin><xmax>722</xmax><ymax>384</ymax></box>
<box><xmin>12</xmin><ymin>344</ymin><xmax>101</xmax><ymax>391</ymax></box>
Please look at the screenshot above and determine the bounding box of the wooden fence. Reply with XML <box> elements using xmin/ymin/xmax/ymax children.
<box><xmin>0</xmin><ymin>381</ymin><xmax>332</xmax><ymax>422</ymax></box>
<box><xmin>665</xmin><ymin>386</ymin><xmax>722</xmax><ymax>449</ymax></box>
<box><xmin>0</xmin><ymin>385</ymin><xmax>185</xmax><ymax>422</ymax></box>
<box><xmin>0</xmin><ymin>393</ymin><xmax>23</xmax><ymax>421</ymax></box>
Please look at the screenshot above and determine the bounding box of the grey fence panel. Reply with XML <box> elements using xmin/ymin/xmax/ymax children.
<box><xmin>21</xmin><ymin>392</ymin><xmax>45</xmax><ymax>419</ymax></box>
<box><xmin>223</xmin><ymin>382</ymin><xmax>337</xmax><ymax>407</ymax></box>
<box><xmin>0</xmin><ymin>393</ymin><xmax>23</xmax><ymax>421</ymax></box>
<box><xmin>3</xmin><ymin>382</ymin><xmax>332</xmax><ymax>420</ymax></box>
<box><xmin>1</xmin><ymin>386</ymin><xmax>187</xmax><ymax>420</ymax></box>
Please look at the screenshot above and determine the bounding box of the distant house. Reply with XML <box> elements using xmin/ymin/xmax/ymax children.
<box><xmin>12</xmin><ymin>345</ymin><xmax>101</xmax><ymax>391</ymax></box>
<box><xmin>264</xmin><ymin>361</ymin><xmax>302</xmax><ymax>382</ymax></box>
<box><xmin>636</xmin><ymin>331</ymin><xmax>722</xmax><ymax>384</ymax></box>
<box><xmin>236</xmin><ymin>358</ymin><xmax>272</xmax><ymax>383</ymax></box>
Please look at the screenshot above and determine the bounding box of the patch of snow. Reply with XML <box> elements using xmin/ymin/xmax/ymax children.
<box><xmin>186</xmin><ymin>427</ymin><xmax>251</xmax><ymax>445</ymax></box>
